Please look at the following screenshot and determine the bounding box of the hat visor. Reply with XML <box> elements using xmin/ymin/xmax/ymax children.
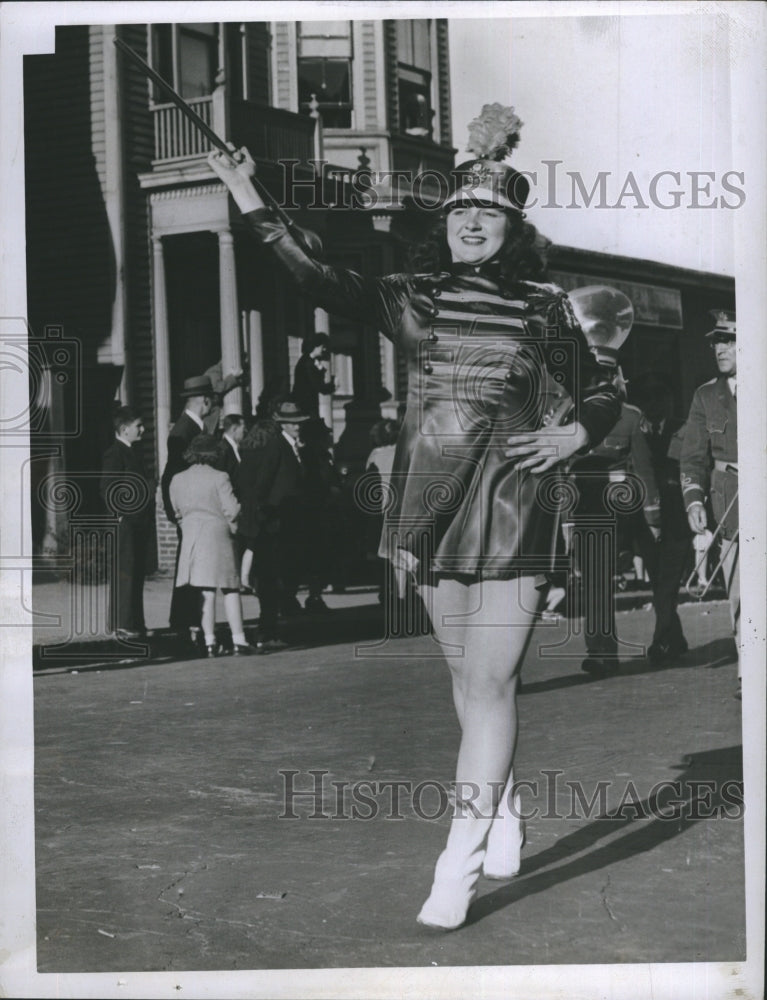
<box><xmin>275</xmin><ymin>412</ymin><xmax>311</xmax><ymax>422</ymax></box>
<box><xmin>705</xmin><ymin>330</ymin><xmax>736</xmax><ymax>340</ymax></box>
<box><xmin>442</xmin><ymin>186</ymin><xmax>518</xmax><ymax>211</ymax></box>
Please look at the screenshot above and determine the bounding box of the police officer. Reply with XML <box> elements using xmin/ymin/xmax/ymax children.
<box><xmin>680</xmin><ymin>310</ymin><xmax>739</xmax><ymax>694</ymax></box>
<box><xmin>565</xmin><ymin>286</ymin><xmax>661</xmax><ymax>678</ymax></box>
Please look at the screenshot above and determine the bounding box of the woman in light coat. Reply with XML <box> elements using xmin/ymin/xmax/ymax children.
<box><xmin>170</xmin><ymin>435</ymin><xmax>255</xmax><ymax>656</ymax></box>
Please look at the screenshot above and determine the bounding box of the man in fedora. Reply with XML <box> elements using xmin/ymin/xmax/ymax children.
<box><xmin>680</xmin><ymin>309</ymin><xmax>740</xmax><ymax>696</ymax></box>
<box><xmin>239</xmin><ymin>398</ymin><xmax>311</xmax><ymax>645</ymax></box>
<box><xmin>161</xmin><ymin>375</ymin><xmax>215</xmax><ymax>643</ymax></box>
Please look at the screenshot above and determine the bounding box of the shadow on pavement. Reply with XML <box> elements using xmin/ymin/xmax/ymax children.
<box><xmin>32</xmin><ymin>602</ymin><xmax>432</xmax><ymax>674</ymax></box>
<box><xmin>520</xmin><ymin>637</ymin><xmax>738</xmax><ymax>696</ymax></box>
<box><xmin>467</xmin><ymin>743</ymin><xmax>745</xmax><ymax>944</ymax></box>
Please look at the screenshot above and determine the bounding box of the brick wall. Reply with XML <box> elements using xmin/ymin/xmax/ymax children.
<box><xmin>154</xmin><ymin>487</ymin><xmax>178</xmax><ymax>574</ymax></box>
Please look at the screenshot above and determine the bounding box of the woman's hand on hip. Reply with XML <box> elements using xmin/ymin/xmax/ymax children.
<box><xmin>208</xmin><ymin>147</ymin><xmax>263</xmax><ymax>213</ymax></box>
<box><xmin>505</xmin><ymin>422</ymin><xmax>590</xmax><ymax>473</ymax></box>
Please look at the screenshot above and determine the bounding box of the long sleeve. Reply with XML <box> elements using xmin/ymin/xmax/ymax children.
<box><xmin>99</xmin><ymin>444</ymin><xmax>123</xmax><ymax>506</ymax></box>
<box><xmin>680</xmin><ymin>389</ymin><xmax>711</xmax><ymax>509</ymax></box>
<box><xmin>242</xmin><ymin>208</ymin><xmax>411</xmax><ymax>340</ymax></box>
<box><xmin>169</xmin><ymin>476</ymin><xmax>183</xmax><ymax>525</ymax></box>
<box><xmin>527</xmin><ymin>285</ymin><xmax>621</xmax><ymax>447</ymax></box>
<box><xmin>216</xmin><ymin>473</ymin><xmax>241</xmax><ymax>533</ymax></box>
<box><xmin>628</xmin><ymin>416</ymin><xmax>661</xmax><ymax>526</ymax></box>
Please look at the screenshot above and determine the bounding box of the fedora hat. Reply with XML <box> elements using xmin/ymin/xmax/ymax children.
<box><xmin>179</xmin><ymin>375</ymin><xmax>215</xmax><ymax>398</ymax></box>
<box><xmin>273</xmin><ymin>399</ymin><xmax>311</xmax><ymax>423</ymax></box>
<box><xmin>704</xmin><ymin>309</ymin><xmax>736</xmax><ymax>340</ymax></box>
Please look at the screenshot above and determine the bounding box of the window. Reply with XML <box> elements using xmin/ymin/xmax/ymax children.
<box><xmin>395</xmin><ymin>20</ymin><xmax>433</xmax><ymax>137</ymax></box>
<box><xmin>149</xmin><ymin>23</ymin><xmax>218</xmax><ymax>100</ymax></box>
<box><xmin>297</xmin><ymin>21</ymin><xmax>352</xmax><ymax>128</ymax></box>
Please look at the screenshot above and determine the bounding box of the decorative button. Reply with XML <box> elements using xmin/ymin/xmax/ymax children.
<box><xmin>423</xmin><ymin>363</ymin><xmax>434</xmax><ymax>374</ymax></box>
<box><xmin>432</xmin><ymin>288</ymin><xmax>442</xmax><ymax>298</ymax></box>
<box><xmin>429</xmin><ymin>307</ymin><xmax>440</xmax><ymax>317</ymax></box>
<box><xmin>428</xmin><ymin>333</ymin><xmax>439</xmax><ymax>343</ymax></box>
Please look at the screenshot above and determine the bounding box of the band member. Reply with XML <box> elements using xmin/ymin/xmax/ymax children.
<box><xmin>161</xmin><ymin>375</ymin><xmax>214</xmax><ymax>643</ymax></box>
<box><xmin>100</xmin><ymin>406</ymin><xmax>154</xmax><ymax>639</ymax></box>
<box><xmin>565</xmin><ymin>287</ymin><xmax>660</xmax><ymax>677</ymax></box>
<box><xmin>680</xmin><ymin>310</ymin><xmax>739</xmax><ymax>694</ymax></box>
<box><xmin>209</xmin><ymin>105</ymin><xmax>620</xmax><ymax>930</ymax></box>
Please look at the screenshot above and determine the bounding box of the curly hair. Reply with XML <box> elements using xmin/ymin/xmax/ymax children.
<box><xmin>241</xmin><ymin>418</ymin><xmax>281</xmax><ymax>450</ymax></box>
<box><xmin>183</xmin><ymin>434</ymin><xmax>224</xmax><ymax>466</ymax></box>
<box><xmin>406</xmin><ymin>209</ymin><xmax>551</xmax><ymax>288</ymax></box>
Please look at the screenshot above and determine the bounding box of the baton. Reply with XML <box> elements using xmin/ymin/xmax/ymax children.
<box><xmin>113</xmin><ymin>36</ymin><xmax>322</xmax><ymax>257</ymax></box>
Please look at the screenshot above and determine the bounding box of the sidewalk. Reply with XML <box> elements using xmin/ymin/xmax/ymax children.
<box><xmin>30</xmin><ymin>569</ymin><xmax>724</xmax><ymax>664</ymax></box>
<box><xmin>32</xmin><ymin>594</ymin><xmax>744</xmax><ymax>973</ymax></box>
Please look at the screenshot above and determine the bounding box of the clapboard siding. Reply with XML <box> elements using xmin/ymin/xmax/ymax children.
<box><xmin>246</xmin><ymin>22</ymin><xmax>271</xmax><ymax>105</ymax></box>
<box><xmin>24</xmin><ymin>24</ymin><xmax>119</xmax><ymax>506</ymax></box>
<box><xmin>382</xmin><ymin>20</ymin><xmax>399</xmax><ymax>134</ymax></box>
<box><xmin>89</xmin><ymin>27</ymin><xmax>107</xmax><ymax>190</ymax></box>
<box><xmin>272</xmin><ymin>21</ymin><xmax>296</xmax><ymax>110</ymax></box>
<box><xmin>435</xmin><ymin>20</ymin><xmax>452</xmax><ymax>148</ymax></box>
<box><xmin>359</xmin><ymin>20</ymin><xmax>379</xmax><ymax>130</ymax></box>
<box><xmin>116</xmin><ymin>24</ymin><xmax>156</xmax><ymax>481</ymax></box>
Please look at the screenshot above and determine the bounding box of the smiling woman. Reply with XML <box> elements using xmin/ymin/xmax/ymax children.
<box><xmin>446</xmin><ymin>205</ymin><xmax>509</xmax><ymax>264</ymax></box>
<box><xmin>208</xmin><ymin>104</ymin><xmax>621</xmax><ymax>931</ymax></box>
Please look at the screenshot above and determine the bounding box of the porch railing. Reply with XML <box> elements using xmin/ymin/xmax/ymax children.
<box><xmin>151</xmin><ymin>95</ymin><xmax>316</xmax><ymax>169</ymax></box>
<box><xmin>152</xmin><ymin>96</ymin><xmax>214</xmax><ymax>161</ymax></box>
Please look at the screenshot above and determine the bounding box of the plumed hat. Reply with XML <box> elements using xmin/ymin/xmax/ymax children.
<box><xmin>444</xmin><ymin>104</ymin><xmax>529</xmax><ymax>212</ymax></box>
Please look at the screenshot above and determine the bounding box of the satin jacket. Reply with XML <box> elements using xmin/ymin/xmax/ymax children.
<box><xmin>243</xmin><ymin>208</ymin><xmax>620</xmax><ymax>581</ymax></box>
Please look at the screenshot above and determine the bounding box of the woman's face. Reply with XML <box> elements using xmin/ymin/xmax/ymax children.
<box><xmin>446</xmin><ymin>204</ymin><xmax>509</xmax><ymax>265</ymax></box>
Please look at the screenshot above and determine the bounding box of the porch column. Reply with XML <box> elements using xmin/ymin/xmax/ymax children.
<box><xmin>247</xmin><ymin>310</ymin><xmax>265</xmax><ymax>414</ymax></box>
<box><xmin>217</xmin><ymin>228</ymin><xmax>243</xmax><ymax>415</ymax></box>
<box><xmin>152</xmin><ymin>235</ymin><xmax>171</xmax><ymax>471</ymax></box>
<box><xmin>314</xmin><ymin>306</ymin><xmax>333</xmax><ymax>427</ymax></box>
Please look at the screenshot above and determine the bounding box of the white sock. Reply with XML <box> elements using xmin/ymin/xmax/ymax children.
<box><xmin>232</xmin><ymin>632</ymin><xmax>247</xmax><ymax>646</ymax></box>
<box><xmin>204</xmin><ymin>633</ymin><xmax>216</xmax><ymax>646</ymax></box>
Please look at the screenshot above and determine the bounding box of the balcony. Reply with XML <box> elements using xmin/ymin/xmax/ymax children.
<box><xmin>150</xmin><ymin>95</ymin><xmax>316</xmax><ymax>173</ymax></box>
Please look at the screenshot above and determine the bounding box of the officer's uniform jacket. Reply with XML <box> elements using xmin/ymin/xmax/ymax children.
<box><xmin>680</xmin><ymin>375</ymin><xmax>738</xmax><ymax>537</ymax></box>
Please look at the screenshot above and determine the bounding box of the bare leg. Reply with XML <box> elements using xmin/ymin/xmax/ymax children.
<box><xmin>200</xmin><ymin>589</ymin><xmax>216</xmax><ymax>645</ymax></box>
<box><xmin>240</xmin><ymin>549</ymin><xmax>253</xmax><ymax>589</ymax></box>
<box><xmin>223</xmin><ymin>590</ymin><xmax>245</xmax><ymax>644</ymax></box>
<box><xmin>417</xmin><ymin>575</ymin><xmax>543</xmax><ymax>928</ymax></box>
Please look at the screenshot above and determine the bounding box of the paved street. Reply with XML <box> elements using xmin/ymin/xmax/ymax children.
<box><xmin>32</xmin><ymin>581</ymin><xmax>745</xmax><ymax>973</ymax></box>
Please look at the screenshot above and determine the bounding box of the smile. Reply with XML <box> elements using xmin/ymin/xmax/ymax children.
<box><xmin>461</xmin><ymin>235</ymin><xmax>486</xmax><ymax>244</ymax></box>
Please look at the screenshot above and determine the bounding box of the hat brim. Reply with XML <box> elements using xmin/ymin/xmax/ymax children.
<box><xmin>180</xmin><ymin>386</ymin><xmax>214</xmax><ymax>397</ymax></box>
<box><xmin>274</xmin><ymin>412</ymin><xmax>311</xmax><ymax>423</ymax></box>
<box><xmin>705</xmin><ymin>329</ymin><xmax>736</xmax><ymax>340</ymax></box>
<box><xmin>442</xmin><ymin>187</ymin><xmax>518</xmax><ymax>211</ymax></box>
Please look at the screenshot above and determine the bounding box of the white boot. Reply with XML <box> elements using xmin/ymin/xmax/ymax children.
<box><xmin>417</xmin><ymin>800</ymin><xmax>493</xmax><ymax>931</ymax></box>
<box><xmin>482</xmin><ymin>771</ymin><xmax>526</xmax><ymax>880</ymax></box>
